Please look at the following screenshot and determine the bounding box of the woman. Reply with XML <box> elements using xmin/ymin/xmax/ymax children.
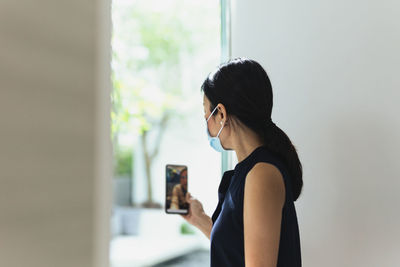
<box><xmin>182</xmin><ymin>58</ymin><xmax>303</xmax><ymax>267</ymax></box>
<box><xmin>169</xmin><ymin>169</ymin><xmax>188</xmax><ymax>210</ymax></box>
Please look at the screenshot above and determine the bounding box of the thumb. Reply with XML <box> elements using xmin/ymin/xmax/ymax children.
<box><xmin>186</xmin><ymin>192</ymin><xmax>192</xmax><ymax>202</ymax></box>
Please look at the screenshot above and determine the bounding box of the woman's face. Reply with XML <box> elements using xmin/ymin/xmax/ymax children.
<box><xmin>203</xmin><ymin>94</ymin><xmax>219</xmax><ymax>137</ymax></box>
<box><xmin>180</xmin><ymin>169</ymin><xmax>187</xmax><ymax>189</ymax></box>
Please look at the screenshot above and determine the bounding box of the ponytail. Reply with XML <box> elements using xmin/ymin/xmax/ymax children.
<box><xmin>262</xmin><ymin>121</ymin><xmax>303</xmax><ymax>201</ymax></box>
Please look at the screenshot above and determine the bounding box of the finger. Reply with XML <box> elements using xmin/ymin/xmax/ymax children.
<box><xmin>181</xmin><ymin>212</ymin><xmax>190</xmax><ymax>220</ymax></box>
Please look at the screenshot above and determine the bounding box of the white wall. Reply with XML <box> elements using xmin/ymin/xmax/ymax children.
<box><xmin>231</xmin><ymin>0</ymin><xmax>400</xmax><ymax>266</ymax></box>
<box><xmin>0</xmin><ymin>1</ymin><xmax>112</xmax><ymax>267</ymax></box>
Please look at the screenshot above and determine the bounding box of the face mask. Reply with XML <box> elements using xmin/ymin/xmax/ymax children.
<box><xmin>206</xmin><ymin>105</ymin><xmax>226</xmax><ymax>152</ymax></box>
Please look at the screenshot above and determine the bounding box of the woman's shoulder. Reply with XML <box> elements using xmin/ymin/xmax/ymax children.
<box><xmin>241</xmin><ymin>146</ymin><xmax>292</xmax><ymax>196</ymax></box>
<box><xmin>232</xmin><ymin>145</ymin><xmax>291</xmax><ymax>191</ymax></box>
<box><xmin>252</xmin><ymin>146</ymin><xmax>289</xmax><ymax>176</ymax></box>
<box><xmin>246</xmin><ymin>161</ymin><xmax>285</xmax><ymax>195</ymax></box>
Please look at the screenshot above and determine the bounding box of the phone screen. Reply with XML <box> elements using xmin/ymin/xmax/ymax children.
<box><xmin>165</xmin><ymin>164</ymin><xmax>189</xmax><ymax>214</ymax></box>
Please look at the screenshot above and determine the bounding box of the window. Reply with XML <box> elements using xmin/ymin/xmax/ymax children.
<box><xmin>110</xmin><ymin>0</ymin><xmax>231</xmax><ymax>265</ymax></box>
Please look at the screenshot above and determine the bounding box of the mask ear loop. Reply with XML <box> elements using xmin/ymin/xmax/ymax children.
<box><xmin>207</xmin><ymin>105</ymin><xmax>225</xmax><ymax>137</ymax></box>
<box><xmin>216</xmin><ymin>120</ymin><xmax>225</xmax><ymax>137</ymax></box>
<box><xmin>207</xmin><ymin>105</ymin><xmax>219</xmax><ymax>122</ymax></box>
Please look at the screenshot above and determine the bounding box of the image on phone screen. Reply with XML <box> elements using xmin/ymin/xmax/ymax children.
<box><xmin>165</xmin><ymin>164</ymin><xmax>189</xmax><ymax>214</ymax></box>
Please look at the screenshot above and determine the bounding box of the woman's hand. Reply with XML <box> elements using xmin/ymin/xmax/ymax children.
<box><xmin>181</xmin><ymin>192</ymin><xmax>213</xmax><ymax>239</ymax></box>
<box><xmin>181</xmin><ymin>192</ymin><xmax>205</xmax><ymax>225</ymax></box>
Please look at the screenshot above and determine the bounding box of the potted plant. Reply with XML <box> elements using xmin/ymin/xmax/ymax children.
<box><xmin>112</xmin><ymin>147</ymin><xmax>133</xmax><ymax>206</ymax></box>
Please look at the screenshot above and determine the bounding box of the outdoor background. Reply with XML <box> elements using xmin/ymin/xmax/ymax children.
<box><xmin>110</xmin><ymin>0</ymin><xmax>223</xmax><ymax>265</ymax></box>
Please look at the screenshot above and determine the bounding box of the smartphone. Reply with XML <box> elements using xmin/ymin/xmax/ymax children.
<box><xmin>165</xmin><ymin>164</ymin><xmax>189</xmax><ymax>215</ymax></box>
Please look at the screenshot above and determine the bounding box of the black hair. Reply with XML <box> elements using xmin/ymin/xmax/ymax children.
<box><xmin>201</xmin><ymin>57</ymin><xmax>303</xmax><ymax>201</ymax></box>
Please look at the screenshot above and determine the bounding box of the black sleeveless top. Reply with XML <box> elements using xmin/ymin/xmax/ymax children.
<box><xmin>210</xmin><ymin>145</ymin><xmax>301</xmax><ymax>267</ymax></box>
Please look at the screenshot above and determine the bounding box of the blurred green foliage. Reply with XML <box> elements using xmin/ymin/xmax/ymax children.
<box><xmin>111</xmin><ymin>0</ymin><xmax>197</xmax><ymax>142</ymax></box>
<box><xmin>113</xmin><ymin>148</ymin><xmax>133</xmax><ymax>177</ymax></box>
<box><xmin>180</xmin><ymin>222</ymin><xmax>195</xmax><ymax>235</ymax></box>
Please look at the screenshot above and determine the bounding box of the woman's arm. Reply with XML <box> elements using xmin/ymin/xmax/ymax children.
<box><xmin>243</xmin><ymin>162</ymin><xmax>286</xmax><ymax>267</ymax></box>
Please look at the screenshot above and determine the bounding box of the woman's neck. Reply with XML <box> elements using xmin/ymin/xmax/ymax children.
<box><xmin>232</xmin><ymin>127</ymin><xmax>264</xmax><ymax>163</ymax></box>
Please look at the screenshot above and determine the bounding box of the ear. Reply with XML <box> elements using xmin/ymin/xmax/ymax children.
<box><xmin>217</xmin><ymin>103</ymin><xmax>228</xmax><ymax>123</ymax></box>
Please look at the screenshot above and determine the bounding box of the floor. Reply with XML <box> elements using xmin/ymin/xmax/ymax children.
<box><xmin>110</xmin><ymin>235</ymin><xmax>209</xmax><ymax>267</ymax></box>
<box><xmin>152</xmin><ymin>249</ymin><xmax>210</xmax><ymax>267</ymax></box>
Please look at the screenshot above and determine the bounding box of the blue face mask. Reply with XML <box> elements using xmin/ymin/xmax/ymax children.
<box><xmin>206</xmin><ymin>105</ymin><xmax>226</xmax><ymax>152</ymax></box>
